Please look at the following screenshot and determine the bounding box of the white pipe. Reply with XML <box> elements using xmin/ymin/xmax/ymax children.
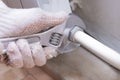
<box><xmin>74</xmin><ymin>30</ymin><xmax>120</xmax><ymax>70</ymax></box>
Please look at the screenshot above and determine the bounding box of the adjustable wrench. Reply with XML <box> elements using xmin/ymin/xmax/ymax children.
<box><xmin>0</xmin><ymin>14</ymin><xmax>86</xmax><ymax>54</ymax></box>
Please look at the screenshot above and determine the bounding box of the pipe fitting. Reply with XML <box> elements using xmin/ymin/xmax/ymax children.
<box><xmin>69</xmin><ymin>26</ymin><xmax>83</xmax><ymax>42</ymax></box>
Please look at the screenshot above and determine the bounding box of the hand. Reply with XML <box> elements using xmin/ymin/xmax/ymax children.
<box><xmin>6</xmin><ymin>40</ymin><xmax>58</xmax><ymax>68</ymax></box>
<box><xmin>0</xmin><ymin>1</ymin><xmax>68</xmax><ymax>68</ymax></box>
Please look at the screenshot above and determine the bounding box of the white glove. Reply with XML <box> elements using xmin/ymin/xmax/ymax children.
<box><xmin>0</xmin><ymin>1</ymin><xmax>68</xmax><ymax>68</ymax></box>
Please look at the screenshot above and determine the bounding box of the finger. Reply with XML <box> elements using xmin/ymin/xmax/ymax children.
<box><xmin>6</xmin><ymin>42</ymin><xmax>23</xmax><ymax>68</ymax></box>
<box><xmin>42</xmin><ymin>11</ymin><xmax>68</xmax><ymax>29</ymax></box>
<box><xmin>19</xmin><ymin>9</ymin><xmax>68</xmax><ymax>36</ymax></box>
<box><xmin>30</xmin><ymin>42</ymin><xmax>46</xmax><ymax>66</ymax></box>
<box><xmin>16</xmin><ymin>39</ymin><xmax>35</xmax><ymax>68</ymax></box>
<box><xmin>0</xmin><ymin>1</ymin><xmax>8</xmax><ymax>8</ymax></box>
<box><xmin>44</xmin><ymin>47</ymin><xmax>58</xmax><ymax>59</ymax></box>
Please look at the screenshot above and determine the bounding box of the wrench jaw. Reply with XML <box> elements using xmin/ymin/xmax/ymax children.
<box><xmin>57</xmin><ymin>14</ymin><xmax>86</xmax><ymax>54</ymax></box>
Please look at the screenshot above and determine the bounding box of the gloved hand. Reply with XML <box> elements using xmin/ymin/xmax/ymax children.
<box><xmin>0</xmin><ymin>1</ymin><xmax>68</xmax><ymax>68</ymax></box>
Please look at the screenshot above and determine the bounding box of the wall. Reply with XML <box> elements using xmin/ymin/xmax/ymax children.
<box><xmin>75</xmin><ymin>0</ymin><xmax>120</xmax><ymax>53</ymax></box>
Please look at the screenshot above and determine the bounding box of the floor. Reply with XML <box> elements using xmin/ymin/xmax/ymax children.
<box><xmin>0</xmin><ymin>47</ymin><xmax>120</xmax><ymax>80</ymax></box>
<box><xmin>0</xmin><ymin>64</ymin><xmax>54</xmax><ymax>80</ymax></box>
